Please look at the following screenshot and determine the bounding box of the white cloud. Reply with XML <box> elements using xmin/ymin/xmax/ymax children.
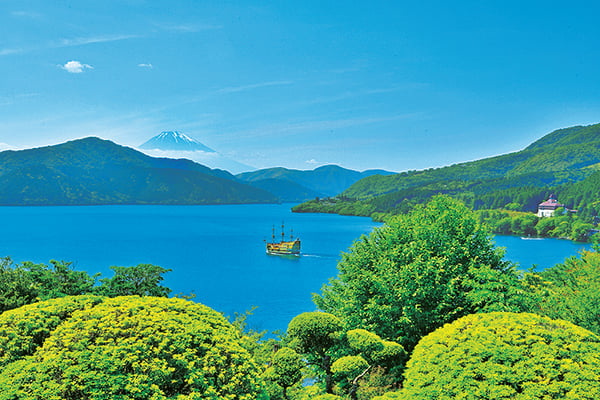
<box><xmin>138</xmin><ymin>63</ymin><xmax>153</xmax><ymax>68</ymax></box>
<box><xmin>306</xmin><ymin>159</ymin><xmax>319</xmax><ymax>165</ymax></box>
<box><xmin>60</xmin><ymin>60</ymin><xmax>93</xmax><ymax>73</ymax></box>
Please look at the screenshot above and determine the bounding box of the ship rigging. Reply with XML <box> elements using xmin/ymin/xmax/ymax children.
<box><xmin>265</xmin><ymin>222</ymin><xmax>301</xmax><ymax>256</ymax></box>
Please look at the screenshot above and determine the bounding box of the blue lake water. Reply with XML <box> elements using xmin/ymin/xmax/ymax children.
<box><xmin>0</xmin><ymin>204</ymin><xmax>379</xmax><ymax>332</ymax></box>
<box><xmin>0</xmin><ymin>204</ymin><xmax>590</xmax><ymax>332</ymax></box>
<box><xmin>494</xmin><ymin>235</ymin><xmax>590</xmax><ymax>271</ymax></box>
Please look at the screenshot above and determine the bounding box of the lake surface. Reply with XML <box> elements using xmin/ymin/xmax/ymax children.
<box><xmin>494</xmin><ymin>235</ymin><xmax>590</xmax><ymax>271</ymax></box>
<box><xmin>0</xmin><ymin>204</ymin><xmax>590</xmax><ymax>332</ymax></box>
<box><xmin>0</xmin><ymin>204</ymin><xmax>379</xmax><ymax>332</ymax></box>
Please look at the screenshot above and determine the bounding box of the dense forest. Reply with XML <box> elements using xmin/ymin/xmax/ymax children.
<box><xmin>1</xmin><ymin>196</ymin><xmax>600</xmax><ymax>399</ymax></box>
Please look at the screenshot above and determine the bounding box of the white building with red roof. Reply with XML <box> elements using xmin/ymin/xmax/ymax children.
<box><xmin>537</xmin><ymin>194</ymin><xmax>564</xmax><ymax>217</ymax></box>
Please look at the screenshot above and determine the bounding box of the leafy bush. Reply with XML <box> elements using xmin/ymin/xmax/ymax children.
<box><xmin>400</xmin><ymin>312</ymin><xmax>600</xmax><ymax>399</ymax></box>
<box><xmin>0</xmin><ymin>296</ymin><xmax>267</xmax><ymax>399</ymax></box>
<box><xmin>0</xmin><ymin>295</ymin><xmax>103</xmax><ymax>368</ymax></box>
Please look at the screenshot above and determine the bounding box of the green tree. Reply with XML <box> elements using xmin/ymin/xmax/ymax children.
<box><xmin>287</xmin><ymin>312</ymin><xmax>343</xmax><ymax>394</ymax></box>
<box><xmin>0</xmin><ymin>259</ymin><xmax>98</xmax><ymax>312</ymax></box>
<box><xmin>570</xmin><ymin>220</ymin><xmax>594</xmax><ymax>242</ymax></box>
<box><xmin>399</xmin><ymin>312</ymin><xmax>600</xmax><ymax>399</ymax></box>
<box><xmin>264</xmin><ymin>347</ymin><xmax>304</xmax><ymax>399</ymax></box>
<box><xmin>314</xmin><ymin>196</ymin><xmax>526</xmax><ymax>355</ymax></box>
<box><xmin>23</xmin><ymin>260</ymin><xmax>97</xmax><ymax>298</ymax></box>
<box><xmin>0</xmin><ymin>257</ymin><xmax>37</xmax><ymax>313</ymax></box>
<box><xmin>537</xmin><ymin>250</ymin><xmax>600</xmax><ymax>335</ymax></box>
<box><xmin>96</xmin><ymin>264</ymin><xmax>172</xmax><ymax>297</ymax></box>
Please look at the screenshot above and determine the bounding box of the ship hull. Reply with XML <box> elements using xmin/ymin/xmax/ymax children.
<box><xmin>266</xmin><ymin>239</ymin><xmax>301</xmax><ymax>256</ymax></box>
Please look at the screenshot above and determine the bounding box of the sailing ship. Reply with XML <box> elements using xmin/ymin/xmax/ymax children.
<box><xmin>265</xmin><ymin>222</ymin><xmax>301</xmax><ymax>256</ymax></box>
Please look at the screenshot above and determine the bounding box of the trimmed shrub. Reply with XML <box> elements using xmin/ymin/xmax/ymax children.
<box><xmin>0</xmin><ymin>295</ymin><xmax>103</xmax><ymax>368</ymax></box>
<box><xmin>400</xmin><ymin>312</ymin><xmax>600</xmax><ymax>399</ymax></box>
<box><xmin>0</xmin><ymin>296</ymin><xmax>267</xmax><ymax>399</ymax></box>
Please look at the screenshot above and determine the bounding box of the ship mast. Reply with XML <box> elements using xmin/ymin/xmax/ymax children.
<box><xmin>281</xmin><ymin>221</ymin><xmax>285</xmax><ymax>242</ymax></box>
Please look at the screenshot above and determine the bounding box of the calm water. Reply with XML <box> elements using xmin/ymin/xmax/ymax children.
<box><xmin>0</xmin><ymin>204</ymin><xmax>590</xmax><ymax>332</ymax></box>
<box><xmin>494</xmin><ymin>235</ymin><xmax>590</xmax><ymax>271</ymax></box>
<box><xmin>0</xmin><ymin>204</ymin><xmax>379</xmax><ymax>332</ymax></box>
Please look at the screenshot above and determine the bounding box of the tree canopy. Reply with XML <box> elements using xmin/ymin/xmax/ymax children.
<box><xmin>534</xmin><ymin>249</ymin><xmax>600</xmax><ymax>335</ymax></box>
<box><xmin>0</xmin><ymin>259</ymin><xmax>172</xmax><ymax>313</ymax></box>
<box><xmin>314</xmin><ymin>196</ymin><xmax>527</xmax><ymax>354</ymax></box>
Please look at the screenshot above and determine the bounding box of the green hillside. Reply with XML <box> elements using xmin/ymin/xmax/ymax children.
<box><xmin>343</xmin><ymin>123</ymin><xmax>600</xmax><ymax>200</ymax></box>
<box><xmin>237</xmin><ymin>164</ymin><xmax>394</xmax><ymax>198</ymax></box>
<box><xmin>293</xmin><ymin>123</ymin><xmax>600</xmax><ymax>223</ymax></box>
<box><xmin>243</xmin><ymin>177</ymin><xmax>324</xmax><ymax>202</ymax></box>
<box><xmin>0</xmin><ymin>137</ymin><xmax>277</xmax><ymax>205</ymax></box>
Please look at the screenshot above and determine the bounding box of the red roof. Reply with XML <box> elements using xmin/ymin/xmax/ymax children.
<box><xmin>538</xmin><ymin>198</ymin><xmax>563</xmax><ymax>209</ymax></box>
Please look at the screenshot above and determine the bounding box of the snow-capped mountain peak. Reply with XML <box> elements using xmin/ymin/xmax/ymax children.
<box><xmin>137</xmin><ymin>131</ymin><xmax>255</xmax><ymax>173</ymax></box>
<box><xmin>139</xmin><ymin>131</ymin><xmax>216</xmax><ymax>152</ymax></box>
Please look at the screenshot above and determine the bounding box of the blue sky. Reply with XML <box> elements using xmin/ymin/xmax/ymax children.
<box><xmin>1</xmin><ymin>1</ymin><xmax>599</xmax><ymax>172</ymax></box>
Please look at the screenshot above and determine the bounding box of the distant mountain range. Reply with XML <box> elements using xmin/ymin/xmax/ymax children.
<box><xmin>0</xmin><ymin>137</ymin><xmax>384</xmax><ymax>206</ymax></box>
<box><xmin>294</xmin><ymin>123</ymin><xmax>600</xmax><ymax>217</ymax></box>
<box><xmin>236</xmin><ymin>165</ymin><xmax>395</xmax><ymax>201</ymax></box>
<box><xmin>5</xmin><ymin>122</ymin><xmax>596</xmax><ymax>208</ymax></box>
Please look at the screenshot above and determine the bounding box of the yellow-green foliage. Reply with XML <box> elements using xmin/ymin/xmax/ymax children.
<box><xmin>331</xmin><ymin>355</ymin><xmax>369</xmax><ymax>380</ymax></box>
<box><xmin>0</xmin><ymin>296</ymin><xmax>267</xmax><ymax>400</ymax></box>
<box><xmin>400</xmin><ymin>312</ymin><xmax>600</xmax><ymax>399</ymax></box>
<box><xmin>347</xmin><ymin>329</ymin><xmax>383</xmax><ymax>355</ymax></box>
<box><xmin>0</xmin><ymin>295</ymin><xmax>103</xmax><ymax>368</ymax></box>
<box><xmin>372</xmin><ymin>393</ymin><xmax>401</xmax><ymax>400</ymax></box>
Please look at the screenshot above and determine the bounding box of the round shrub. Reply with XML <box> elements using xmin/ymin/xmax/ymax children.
<box><xmin>400</xmin><ymin>312</ymin><xmax>600</xmax><ymax>399</ymax></box>
<box><xmin>0</xmin><ymin>295</ymin><xmax>103</xmax><ymax>368</ymax></box>
<box><xmin>0</xmin><ymin>296</ymin><xmax>267</xmax><ymax>399</ymax></box>
<box><xmin>331</xmin><ymin>355</ymin><xmax>369</xmax><ymax>380</ymax></box>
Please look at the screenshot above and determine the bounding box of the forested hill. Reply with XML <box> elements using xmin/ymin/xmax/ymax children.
<box><xmin>343</xmin><ymin>123</ymin><xmax>600</xmax><ymax>200</ymax></box>
<box><xmin>0</xmin><ymin>137</ymin><xmax>277</xmax><ymax>205</ymax></box>
<box><xmin>236</xmin><ymin>165</ymin><xmax>395</xmax><ymax>199</ymax></box>
<box><xmin>293</xmin><ymin>123</ymin><xmax>600</xmax><ymax>220</ymax></box>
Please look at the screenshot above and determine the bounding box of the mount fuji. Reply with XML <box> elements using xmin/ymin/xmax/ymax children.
<box><xmin>139</xmin><ymin>131</ymin><xmax>215</xmax><ymax>152</ymax></box>
<box><xmin>138</xmin><ymin>131</ymin><xmax>254</xmax><ymax>174</ymax></box>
